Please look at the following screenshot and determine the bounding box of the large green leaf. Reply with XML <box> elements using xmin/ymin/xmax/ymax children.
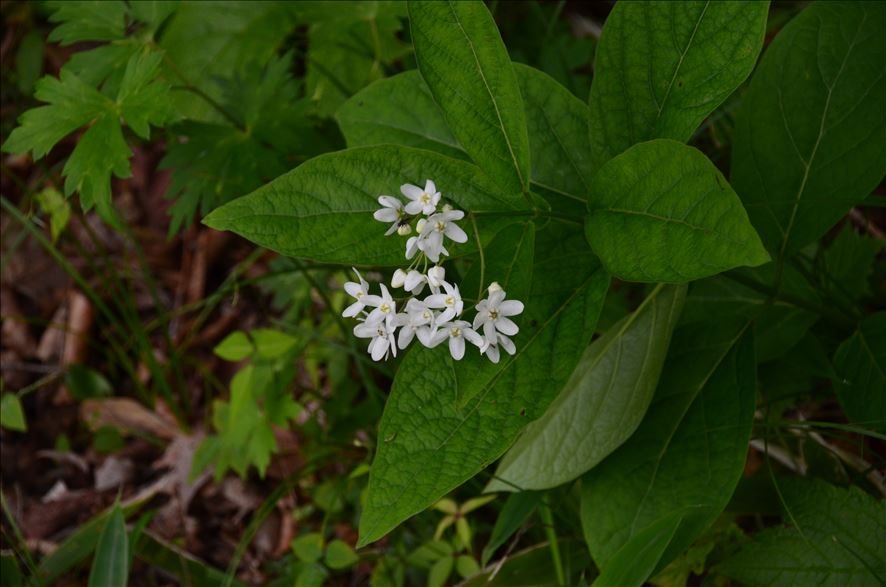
<box><xmin>585</xmin><ymin>139</ymin><xmax>769</xmax><ymax>283</ymax></box>
<box><xmin>88</xmin><ymin>503</ymin><xmax>129</xmax><ymax>587</ymax></box>
<box><xmin>202</xmin><ymin>145</ymin><xmax>522</xmax><ymax>266</ymax></box>
<box><xmin>588</xmin><ymin>0</ymin><xmax>768</xmax><ymax>172</ymax></box>
<box><xmin>581</xmin><ymin>320</ymin><xmax>756</xmax><ymax>584</ymax></box>
<box><xmin>357</xmin><ymin>226</ymin><xmax>610</xmax><ymax>546</ymax></box>
<box><xmin>731</xmin><ymin>1</ymin><xmax>886</xmax><ymax>259</ymax></box>
<box><xmin>487</xmin><ymin>283</ymin><xmax>686</xmax><ymax>492</ymax></box>
<box><xmin>338</xmin><ymin>64</ymin><xmax>591</xmax><ymax>213</ymax></box>
<box><xmin>717</xmin><ymin>479</ymin><xmax>886</xmax><ymax>586</ymax></box>
<box><xmin>409</xmin><ymin>0</ymin><xmax>531</xmax><ymax>193</ymax></box>
<box><xmin>833</xmin><ymin>313</ymin><xmax>886</xmax><ymax>432</ymax></box>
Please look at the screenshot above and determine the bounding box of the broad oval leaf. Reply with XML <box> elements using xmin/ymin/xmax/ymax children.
<box><xmin>731</xmin><ymin>1</ymin><xmax>886</xmax><ymax>258</ymax></box>
<box><xmin>585</xmin><ymin>139</ymin><xmax>769</xmax><ymax>283</ymax></box>
<box><xmin>338</xmin><ymin>64</ymin><xmax>591</xmax><ymax>213</ymax></box>
<box><xmin>581</xmin><ymin>321</ymin><xmax>756</xmax><ymax>584</ymax></box>
<box><xmin>833</xmin><ymin>313</ymin><xmax>886</xmax><ymax>432</ymax></box>
<box><xmin>588</xmin><ymin>0</ymin><xmax>769</xmax><ymax>171</ymax></box>
<box><xmin>409</xmin><ymin>0</ymin><xmax>531</xmax><ymax>194</ymax></box>
<box><xmin>88</xmin><ymin>503</ymin><xmax>129</xmax><ymax>587</ymax></box>
<box><xmin>357</xmin><ymin>226</ymin><xmax>610</xmax><ymax>546</ymax></box>
<box><xmin>203</xmin><ymin>145</ymin><xmax>523</xmax><ymax>266</ymax></box>
<box><xmin>487</xmin><ymin>283</ymin><xmax>686</xmax><ymax>492</ymax></box>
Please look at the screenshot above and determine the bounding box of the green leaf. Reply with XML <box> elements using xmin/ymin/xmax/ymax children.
<box><xmin>338</xmin><ymin>64</ymin><xmax>591</xmax><ymax>213</ymax></box>
<box><xmin>488</xmin><ymin>284</ymin><xmax>686</xmax><ymax>492</ymax></box>
<box><xmin>581</xmin><ymin>321</ymin><xmax>756</xmax><ymax>583</ymax></box>
<box><xmin>251</xmin><ymin>329</ymin><xmax>298</xmax><ymax>359</ymax></box>
<box><xmin>823</xmin><ymin>226</ymin><xmax>883</xmax><ymax>305</ymax></box>
<box><xmin>514</xmin><ymin>63</ymin><xmax>592</xmax><ymax>215</ymax></box>
<box><xmin>336</xmin><ymin>71</ymin><xmax>467</xmax><ymax>161</ymax></box>
<box><xmin>324</xmin><ymin>539</ymin><xmax>359</xmax><ymax>570</ymax></box>
<box><xmin>88</xmin><ymin>503</ymin><xmax>128</xmax><ymax>587</ymax></box>
<box><xmin>585</xmin><ymin>139</ymin><xmax>770</xmax><ymax>283</ymax></box>
<box><xmin>731</xmin><ymin>1</ymin><xmax>886</xmax><ymax>258</ymax></box>
<box><xmin>47</xmin><ymin>0</ymin><xmax>128</xmax><ymax>45</ymax></box>
<box><xmin>591</xmin><ymin>512</ymin><xmax>682</xmax><ymax>587</ymax></box>
<box><xmin>203</xmin><ymin>145</ymin><xmax>523</xmax><ymax>266</ymax></box>
<box><xmin>428</xmin><ymin>555</ymin><xmax>454</xmax><ymax>587</ymax></box>
<box><xmin>292</xmin><ymin>532</ymin><xmax>324</xmax><ymax>563</ymax></box>
<box><xmin>833</xmin><ymin>313</ymin><xmax>886</xmax><ymax>432</ymax></box>
<box><xmin>214</xmin><ymin>331</ymin><xmax>254</xmax><ymax>361</ymax></box>
<box><xmin>295</xmin><ymin>562</ymin><xmax>329</xmax><ymax>587</ymax></box>
<box><xmin>115</xmin><ymin>51</ymin><xmax>173</xmax><ymax>140</ymax></box>
<box><xmin>460</xmin><ymin>540</ymin><xmax>591</xmax><ymax>587</ymax></box>
<box><xmin>456</xmin><ymin>554</ymin><xmax>480</xmax><ymax>578</ymax></box>
<box><xmin>409</xmin><ymin>0</ymin><xmax>531</xmax><ymax>193</ymax></box>
<box><xmin>35</xmin><ymin>187</ymin><xmax>71</xmax><ymax>242</ymax></box>
<box><xmin>588</xmin><ymin>0</ymin><xmax>769</xmax><ymax>172</ymax></box>
<box><xmin>14</xmin><ymin>30</ymin><xmax>43</xmax><ymax>95</ymax></box>
<box><xmin>357</xmin><ymin>226</ymin><xmax>609</xmax><ymax>546</ymax></box>
<box><xmin>481</xmin><ymin>491</ymin><xmax>542</xmax><ymax>566</ymax></box>
<box><xmin>0</xmin><ymin>394</ymin><xmax>26</xmax><ymax>432</ymax></box>
<box><xmin>65</xmin><ymin>365</ymin><xmax>113</xmax><ymax>400</ymax></box>
<box><xmin>717</xmin><ymin>479</ymin><xmax>886</xmax><ymax>586</ymax></box>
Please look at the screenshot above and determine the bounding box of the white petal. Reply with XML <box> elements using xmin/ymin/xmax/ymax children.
<box><xmin>406</xmin><ymin>236</ymin><xmax>421</xmax><ymax>260</ymax></box>
<box><xmin>343</xmin><ymin>301</ymin><xmax>363</xmax><ymax>318</ymax></box>
<box><xmin>484</xmin><ymin>344</ymin><xmax>500</xmax><ymax>363</ymax></box>
<box><xmin>495</xmin><ymin>317</ymin><xmax>519</xmax><ymax>336</ymax></box>
<box><xmin>391</xmin><ymin>269</ymin><xmax>407</xmax><ymax>288</ymax></box>
<box><xmin>444</xmin><ymin>223</ymin><xmax>468</xmax><ymax>243</ymax></box>
<box><xmin>353</xmin><ymin>322</ymin><xmax>377</xmax><ymax>338</ymax></box>
<box><xmin>344</xmin><ymin>282</ymin><xmax>363</xmax><ymax>298</ymax></box>
<box><xmin>499</xmin><ymin>300</ymin><xmax>524</xmax><ymax>317</ymax></box>
<box><xmin>379</xmin><ymin>283</ymin><xmax>392</xmax><ymax>302</ymax></box>
<box><xmin>405</xmin><ymin>270</ymin><xmax>426</xmax><ymax>292</ymax></box>
<box><xmin>424</xmin><ymin>179</ymin><xmax>436</xmax><ymax>194</ymax></box>
<box><xmin>443</xmin><ymin>210</ymin><xmax>464</xmax><ymax>221</ymax></box>
<box><xmin>427</xmin><ymin>266</ymin><xmax>445</xmax><ymax>287</ymax></box>
<box><xmin>450</xmin><ymin>335</ymin><xmax>465</xmax><ymax>360</ymax></box>
<box><xmin>371</xmin><ymin>337</ymin><xmax>389</xmax><ymax>361</ymax></box>
<box><xmin>463</xmin><ymin>328</ymin><xmax>484</xmax><ymax>347</ymax></box>
<box><xmin>362</xmin><ymin>294</ymin><xmax>383</xmax><ymax>307</ymax></box>
<box><xmin>428</xmin><ymin>328</ymin><xmax>449</xmax><ymax>348</ymax></box>
<box><xmin>424</xmin><ymin>293</ymin><xmax>448</xmax><ymax>309</ymax></box>
<box><xmin>384</xmin><ymin>222</ymin><xmax>400</xmax><ymax>236</ymax></box>
<box><xmin>483</xmin><ymin>320</ymin><xmax>496</xmax><ymax>342</ymax></box>
<box><xmin>378</xmin><ymin>195</ymin><xmax>402</xmax><ymax>209</ymax></box>
<box><xmin>499</xmin><ymin>334</ymin><xmax>516</xmax><ymax>355</ymax></box>
<box><xmin>398</xmin><ymin>326</ymin><xmax>415</xmax><ymax>349</ymax></box>
<box><xmin>473</xmin><ymin>313</ymin><xmax>486</xmax><ymax>330</ymax></box>
<box><xmin>437</xmin><ymin>308</ymin><xmax>456</xmax><ymax>323</ymax></box>
<box><xmin>401</xmin><ymin>183</ymin><xmax>423</xmax><ymax>200</ymax></box>
<box><xmin>374</xmin><ymin>208</ymin><xmax>399</xmax><ymax>222</ymax></box>
<box><xmin>404</xmin><ymin>200</ymin><xmax>424</xmax><ymax>215</ymax></box>
<box><xmin>489</xmin><ymin>290</ymin><xmax>506</xmax><ymax>306</ymax></box>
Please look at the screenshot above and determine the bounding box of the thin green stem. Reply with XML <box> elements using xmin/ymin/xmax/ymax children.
<box><xmin>470</xmin><ymin>212</ymin><xmax>486</xmax><ymax>300</ymax></box>
<box><xmin>538</xmin><ymin>500</ymin><xmax>565</xmax><ymax>586</ymax></box>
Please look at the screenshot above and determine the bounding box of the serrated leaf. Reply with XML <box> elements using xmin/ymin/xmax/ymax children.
<box><xmin>35</xmin><ymin>187</ymin><xmax>71</xmax><ymax>242</ymax></box>
<box><xmin>116</xmin><ymin>51</ymin><xmax>173</xmax><ymax>139</ymax></box>
<box><xmin>0</xmin><ymin>394</ymin><xmax>27</xmax><ymax>432</ymax></box>
<box><xmin>47</xmin><ymin>0</ymin><xmax>128</xmax><ymax>45</ymax></box>
<box><xmin>731</xmin><ymin>1</ymin><xmax>886</xmax><ymax>259</ymax></box>
<box><xmin>203</xmin><ymin>145</ymin><xmax>524</xmax><ymax>266</ymax></box>
<box><xmin>717</xmin><ymin>479</ymin><xmax>886</xmax><ymax>586</ymax></box>
<box><xmin>338</xmin><ymin>64</ymin><xmax>591</xmax><ymax>214</ymax></box>
<box><xmin>214</xmin><ymin>331</ymin><xmax>253</xmax><ymax>361</ymax></box>
<box><xmin>581</xmin><ymin>321</ymin><xmax>756</xmax><ymax>585</ymax></box>
<box><xmin>409</xmin><ymin>0</ymin><xmax>531</xmax><ymax>193</ymax></box>
<box><xmin>588</xmin><ymin>0</ymin><xmax>769</xmax><ymax>172</ymax></box>
<box><xmin>357</xmin><ymin>226</ymin><xmax>609</xmax><ymax>546</ymax></box>
<box><xmin>586</xmin><ymin>139</ymin><xmax>769</xmax><ymax>283</ymax></box>
<box><xmin>129</xmin><ymin>1</ymin><xmax>178</xmax><ymax>28</ymax></box>
<box><xmin>481</xmin><ymin>491</ymin><xmax>542</xmax><ymax>566</ymax></box>
<box><xmin>488</xmin><ymin>283</ymin><xmax>686</xmax><ymax>492</ymax></box>
<box><xmin>833</xmin><ymin>313</ymin><xmax>886</xmax><ymax>432</ymax></box>
<box><xmin>88</xmin><ymin>503</ymin><xmax>128</xmax><ymax>587</ymax></box>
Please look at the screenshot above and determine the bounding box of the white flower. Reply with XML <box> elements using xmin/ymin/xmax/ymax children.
<box><xmin>425</xmin><ymin>280</ymin><xmax>463</xmax><ymax>323</ymax></box>
<box><xmin>474</xmin><ymin>286</ymin><xmax>524</xmax><ymax>341</ymax></box>
<box><xmin>420</xmin><ymin>209</ymin><xmax>467</xmax><ymax>262</ymax></box>
<box><xmin>405</xmin><ymin>270</ymin><xmax>428</xmax><ymax>295</ymax></box>
<box><xmin>427</xmin><ymin>265</ymin><xmax>446</xmax><ymax>288</ymax></box>
<box><xmin>391</xmin><ymin>268</ymin><xmax>407</xmax><ymax>289</ymax></box>
<box><xmin>342</xmin><ymin>268</ymin><xmax>379</xmax><ymax>318</ymax></box>
<box><xmin>481</xmin><ymin>331</ymin><xmax>516</xmax><ymax>364</ymax></box>
<box><xmin>373</xmin><ymin>195</ymin><xmax>408</xmax><ymax>236</ymax></box>
<box><xmin>426</xmin><ymin>320</ymin><xmax>484</xmax><ymax>360</ymax></box>
<box><xmin>393</xmin><ymin>298</ymin><xmax>435</xmax><ymax>349</ymax></box>
<box><xmin>366</xmin><ymin>283</ymin><xmax>396</xmax><ymax>327</ymax></box>
<box><xmin>401</xmin><ymin>179</ymin><xmax>441</xmax><ymax>216</ymax></box>
<box><xmin>353</xmin><ymin>318</ymin><xmax>397</xmax><ymax>361</ymax></box>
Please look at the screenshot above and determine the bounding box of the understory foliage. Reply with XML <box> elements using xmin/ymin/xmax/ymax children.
<box><xmin>2</xmin><ymin>1</ymin><xmax>885</xmax><ymax>586</ymax></box>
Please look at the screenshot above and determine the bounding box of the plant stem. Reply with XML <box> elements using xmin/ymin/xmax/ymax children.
<box><xmin>538</xmin><ymin>500</ymin><xmax>565</xmax><ymax>586</ymax></box>
<box><xmin>470</xmin><ymin>212</ymin><xmax>486</xmax><ymax>300</ymax></box>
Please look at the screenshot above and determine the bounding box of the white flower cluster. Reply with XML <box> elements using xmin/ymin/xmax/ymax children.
<box><xmin>342</xmin><ymin>179</ymin><xmax>525</xmax><ymax>363</ymax></box>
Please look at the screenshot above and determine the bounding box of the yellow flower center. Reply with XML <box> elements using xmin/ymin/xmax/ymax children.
<box><xmin>420</xmin><ymin>193</ymin><xmax>430</xmax><ymax>204</ymax></box>
<box><xmin>450</xmin><ymin>327</ymin><xmax>461</xmax><ymax>337</ymax></box>
<box><xmin>380</xmin><ymin>302</ymin><xmax>391</xmax><ymax>314</ymax></box>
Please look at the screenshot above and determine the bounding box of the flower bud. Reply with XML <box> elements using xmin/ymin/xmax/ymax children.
<box><xmin>442</xmin><ymin>203</ymin><xmax>453</xmax><ymax>212</ymax></box>
<box><xmin>488</xmin><ymin>281</ymin><xmax>502</xmax><ymax>294</ymax></box>
<box><xmin>416</xmin><ymin>218</ymin><xmax>427</xmax><ymax>233</ymax></box>
<box><xmin>391</xmin><ymin>268</ymin><xmax>407</xmax><ymax>288</ymax></box>
<box><xmin>427</xmin><ymin>265</ymin><xmax>446</xmax><ymax>288</ymax></box>
<box><xmin>397</xmin><ymin>223</ymin><xmax>411</xmax><ymax>236</ymax></box>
